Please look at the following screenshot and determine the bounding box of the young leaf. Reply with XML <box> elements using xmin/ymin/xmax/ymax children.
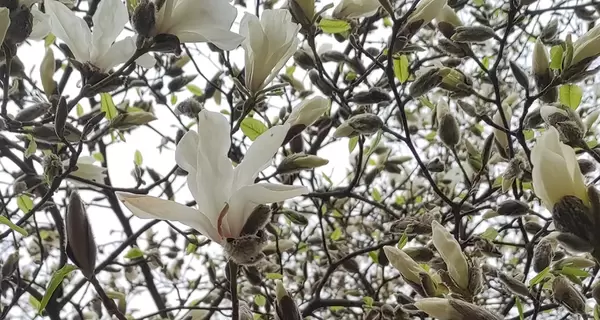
<box><xmin>348</xmin><ymin>136</ymin><xmax>359</xmax><ymax>152</ymax></box>
<box><xmin>124</xmin><ymin>248</ymin><xmax>144</xmax><ymax>259</ymax></box>
<box><xmin>330</xmin><ymin>228</ymin><xmax>343</xmax><ymax>241</ymax></box>
<box><xmin>186</xmin><ymin>84</ymin><xmax>204</xmax><ymax>96</ymax></box>
<box><xmin>17</xmin><ymin>195</ymin><xmax>34</xmax><ymax>214</ymax></box>
<box><xmin>240</xmin><ymin>118</ymin><xmax>268</xmax><ymax>141</ymax></box>
<box><xmin>100</xmin><ymin>93</ymin><xmax>118</xmax><ymax>120</ymax></box>
<box><xmin>559</xmin><ymin>84</ymin><xmax>583</xmax><ymax>109</ymax></box>
<box><xmin>319</xmin><ymin>19</ymin><xmax>350</xmax><ymax>34</ymax></box>
<box><xmin>515</xmin><ymin>297</ymin><xmax>524</xmax><ymax>320</ymax></box>
<box><xmin>550</xmin><ymin>45</ymin><xmax>564</xmax><ymax>70</ymax></box>
<box><xmin>529</xmin><ymin>266</ymin><xmax>551</xmax><ymax>286</ymax></box>
<box><xmin>134</xmin><ymin>150</ymin><xmax>143</xmax><ymax>166</ymax></box>
<box><xmin>394</xmin><ymin>55</ymin><xmax>410</xmax><ymax>83</ymax></box>
<box><xmin>0</xmin><ymin>216</ymin><xmax>28</xmax><ymax>236</ymax></box>
<box><xmin>39</xmin><ymin>265</ymin><xmax>78</xmax><ymax>312</ymax></box>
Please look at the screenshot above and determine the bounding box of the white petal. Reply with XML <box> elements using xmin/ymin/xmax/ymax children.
<box><xmin>431</xmin><ymin>221</ymin><xmax>469</xmax><ymax>289</ymax></box>
<box><xmin>116</xmin><ymin>192</ymin><xmax>222</xmax><ymax>243</ymax></box>
<box><xmin>175</xmin><ymin>130</ymin><xmax>199</xmax><ymax>173</ymax></box>
<box><xmin>93</xmin><ymin>37</ymin><xmax>137</xmax><ymax>71</ymax></box>
<box><xmin>285</xmin><ymin>96</ymin><xmax>330</xmax><ymax>127</ymax></box>
<box><xmin>44</xmin><ymin>0</ymin><xmax>91</xmax><ymax>62</ymax></box>
<box><xmin>29</xmin><ymin>6</ymin><xmax>51</xmax><ymax>40</ymax></box>
<box><xmin>383</xmin><ymin>246</ymin><xmax>422</xmax><ymax>284</ymax></box>
<box><xmin>136</xmin><ymin>52</ymin><xmax>157</xmax><ymax>69</ymax></box>
<box><xmin>0</xmin><ymin>8</ymin><xmax>9</xmax><ymax>46</ymax></box>
<box><xmin>233</xmin><ymin>123</ymin><xmax>290</xmax><ymax>188</ymax></box>
<box><xmin>227</xmin><ymin>183</ymin><xmax>307</xmax><ymax>237</ymax></box>
<box><xmin>414</xmin><ymin>298</ymin><xmax>461</xmax><ymax>320</ymax></box>
<box><xmin>90</xmin><ymin>0</ymin><xmax>129</xmax><ymax>61</ymax></box>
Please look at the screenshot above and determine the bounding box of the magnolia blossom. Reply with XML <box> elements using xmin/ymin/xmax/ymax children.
<box><xmin>406</xmin><ymin>0</ymin><xmax>448</xmax><ymax>28</ymax></box>
<box><xmin>64</xmin><ymin>156</ymin><xmax>107</xmax><ymax>184</ymax></box>
<box><xmin>436</xmin><ymin>5</ymin><xmax>462</xmax><ymax>27</ymax></box>
<box><xmin>414</xmin><ymin>298</ymin><xmax>463</xmax><ymax>320</ymax></box>
<box><xmin>383</xmin><ymin>246</ymin><xmax>423</xmax><ymax>284</ymax></box>
<box><xmin>431</xmin><ymin>220</ymin><xmax>469</xmax><ymax>289</ymax></box>
<box><xmin>532</xmin><ymin>39</ymin><xmax>550</xmax><ymax>76</ymax></box>
<box><xmin>117</xmin><ymin>110</ymin><xmax>308</xmax><ymax>244</ymax></box>
<box><xmin>152</xmin><ymin>0</ymin><xmax>244</xmax><ymax>50</ymax></box>
<box><xmin>531</xmin><ymin>127</ymin><xmax>588</xmax><ymax>209</ymax></box>
<box><xmin>240</xmin><ymin>9</ymin><xmax>301</xmax><ymax>93</ymax></box>
<box><xmin>285</xmin><ymin>96</ymin><xmax>330</xmax><ymax>128</ymax></box>
<box><xmin>332</xmin><ymin>0</ymin><xmax>381</xmax><ymax>19</ymax></box>
<box><xmin>571</xmin><ymin>23</ymin><xmax>600</xmax><ymax>67</ymax></box>
<box><xmin>44</xmin><ymin>0</ymin><xmax>155</xmax><ymax>72</ymax></box>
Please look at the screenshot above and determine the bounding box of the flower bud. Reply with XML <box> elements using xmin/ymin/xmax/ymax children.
<box><xmin>1</xmin><ymin>252</ymin><xmax>19</xmax><ymax>279</ymax></box>
<box><xmin>552</xmin><ymin>275</ymin><xmax>586</xmax><ymax>316</ymax></box>
<box><xmin>110</xmin><ymin>111</ymin><xmax>157</xmax><ymax>130</ymax></box>
<box><xmin>409</xmin><ymin>68</ymin><xmax>442</xmax><ymax>97</ymax></box>
<box><xmin>540</xmin><ymin>105</ymin><xmax>585</xmax><ymax>145</ymax></box>
<box><xmin>14</xmin><ymin>102</ymin><xmax>51</xmax><ymax>122</ymax></box>
<box><xmin>436</xmin><ymin>5</ymin><xmax>462</xmax><ymax>38</ymax></box>
<box><xmin>276</xmin><ymin>280</ymin><xmax>302</xmax><ymax>320</ymax></box>
<box><xmin>239</xmin><ymin>302</ymin><xmax>254</xmax><ymax>320</ymax></box>
<box><xmin>168</xmin><ymin>75</ymin><xmax>197</xmax><ymax>92</ymax></box>
<box><xmin>223</xmin><ymin>231</ymin><xmax>267</xmax><ymax>266</ymax></box>
<box><xmin>43</xmin><ymin>154</ymin><xmax>63</xmax><ymax>185</ymax></box>
<box><xmin>288</xmin><ymin>0</ymin><xmax>314</xmax><ymax>29</ymax></box>
<box><xmin>175</xmin><ymin>97</ymin><xmax>203</xmax><ymax>118</ymax></box>
<box><xmin>381</xmin><ymin>304</ymin><xmax>395</xmax><ymax>319</ymax></box>
<box><xmin>554</xmin><ymin>232</ymin><xmax>593</xmax><ymax>253</ymax></box>
<box><xmin>54</xmin><ymin>97</ymin><xmax>68</xmax><ymax>138</ymax></box>
<box><xmin>242</xmin><ymin>266</ymin><xmax>262</xmax><ymax>286</ymax></box>
<box><xmin>438</xmin><ymin>67</ymin><xmax>472</xmax><ymax>95</ymax></box>
<box><xmin>284</xmin><ymin>96</ymin><xmax>329</xmax><ymax>141</ymax></box>
<box><xmin>497</xmin><ymin>272</ymin><xmax>530</xmax><ymax>298</ymax></box>
<box><xmin>431</xmin><ymin>221</ymin><xmax>469</xmax><ymax>289</ymax></box>
<box><xmin>540</xmin><ymin>19</ymin><xmax>559</xmax><ymax>42</ymax></box>
<box><xmin>533</xmin><ymin>237</ymin><xmax>556</xmax><ymax>272</ymax></box>
<box><xmin>510</xmin><ymin>61</ymin><xmax>529</xmax><ymax>89</ymax></box>
<box><xmin>383</xmin><ymin>246</ymin><xmax>424</xmax><ymax>285</ymax></box>
<box><xmin>263</xmin><ymin>239</ymin><xmax>295</xmax><ymax>256</ymax></box>
<box><xmin>578</xmin><ymin>159</ymin><xmax>596</xmax><ymax>175</ymax></box>
<box><xmin>308</xmin><ymin>69</ymin><xmax>334</xmax><ymax>95</ymax></box>
<box><xmin>334</xmin><ymin>113</ymin><xmax>383</xmax><ymax>138</ymax></box>
<box><xmin>349</xmin><ymin>87</ymin><xmax>390</xmax><ymax>105</ymax></box>
<box><xmin>6</xmin><ymin>5</ymin><xmax>32</xmax><ymax>45</ymax></box>
<box><xmin>40</xmin><ymin>48</ymin><xmax>57</xmax><ymax>99</ymax></box>
<box><xmin>415</xmin><ymin>298</ymin><xmax>502</xmax><ymax>320</ymax></box>
<box><xmin>293</xmin><ymin>49</ymin><xmax>316</xmax><ymax>70</ymax></box>
<box><xmin>131</xmin><ymin>0</ymin><xmax>156</xmax><ymax>38</ymax></box>
<box><xmin>497</xmin><ymin>199</ymin><xmax>529</xmax><ymax>216</ymax></box>
<box><xmin>492</xmin><ymin>105</ymin><xmax>512</xmax><ymax>157</ymax></box>
<box><xmin>467</xmin><ymin>261</ymin><xmax>484</xmax><ymax>295</ymax></box>
<box><xmin>320</xmin><ymin>50</ymin><xmax>347</xmax><ymax>63</ymax></box>
<box><xmin>403</xmin><ymin>247</ymin><xmax>435</xmax><ymax>262</ymax></box>
<box><xmin>451</xmin><ymin>26</ymin><xmax>496</xmax><ymax>43</ymax></box>
<box><xmin>552</xmin><ymin>195</ymin><xmax>595</xmax><ymax>246</ymax></box>
<box><xmin>277</xmin><ymin>153</ymin><xmax>329</xmax><ymax>174</ymax></box>
<box><xmin>457</xmin><ymin>100</ymin><xmax>478</xmax><ymax>117</ymax></box>
<box><xmin>524</xmin><ymin>107</ymin><xmax>544</xmax><ymax>129</ymax></box>
<box><xmin>405</xmin><ymin>0</ymin><xmax>447</xmax><ymax>35</ymax></box>
<box><xmin>66</xmin><ymin>191</ymin><xmax>97</xmax><ymax>278</ymax></box>
<box><xmin>553</xmin><ymin>257</ymin><xmax>596</xmax><ymax>270</ymax></box>
<box><xmin>30</xmin><ymin>123</ymin><xmax>82</xmax><ymax>144</ymax></box>
<box><xmin>436</xmin><ymin>99</ymin><xmax>460</xmax><ymax>147</ymax></box>
<box><xmin>240</xmin><ymin>205</ymin><xmax>272</xmax><ymax>236</ymax></box>
<box><xmin>438</xmin><ymin>38</ymin><xmax>469</xmax><ymax>57</ymax></box>
<box><xmin>426</xmin><ymin>157</ymin><xmax>445</xmax><ymax>172</ymax></box>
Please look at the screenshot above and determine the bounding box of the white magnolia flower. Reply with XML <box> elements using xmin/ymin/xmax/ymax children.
<box><xmin>240</xmin><ymin>9</ymin><xmax>301</xmax><ymax>93</ymax></box>
<box><xmin>414</xmin><ymin>298</ymin><xmax>463</xmax><ymax>320</ymax></box>
<box><xmin>435</xmin><ymin>5</ymin><xmax>462</xmax><ymax>27</ymax></box>
<box><xmin>406</xmin><ymin>0</ymin><xmax>448</xmax><ymax>27</ymax></box>
<box><xmin>383</xmin><ymin>246</ymin><xmax>423</xmax><ymax>284</ymax></box>
<box><xmin>571</xmin><ymin>23</ymin><xmax>600</xmax><ymax>67</ymax></box>
<box><xmin>531</xmin><ymin>127</ymin><xmax>588</xmax><ymax>209</ymax></box>
<box><xmin>532</xmin><ymin>39</ymin><xmax>550</xmax><ymax>76</ymax></box>
<box><xmin>431</xmin><ymin>220</ymin><xmax>469</xmax><ymax>289</ymax></box>
<box><xmin>117</xmin><ymin>110</ymin><xmax>308</xmax><ymax>244</ymax></box>
<box><xmin>153</xmin><ymin>0</ymin><xmax>244</xmax><ymax>50</ymax></box>
<box><xmin>332</xmin><ymin>0</ymin><xmax>381</xmax><ymax>19</ymax></box>
<box><xmin>44</xmin><ymin>0</ymin><xmax>155</xmax><ymax>72</ymax></box>
<box><xmin>285</xmin><ymin>96</ymin><xmax>329</xmax><ymax>128</ymax></box>
<box><xmin>64</xmin><ymin>156</ymin><xmax>107</xmax><ymax>184</ymax></box>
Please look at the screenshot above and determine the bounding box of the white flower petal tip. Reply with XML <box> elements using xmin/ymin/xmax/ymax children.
<box><xmin>332</xmin><ymin>0</ymin><xmax>381</xmax><ymax>19</ymax></box>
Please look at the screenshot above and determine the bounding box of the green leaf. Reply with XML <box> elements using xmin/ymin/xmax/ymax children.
<box><xmin>559</xmin><ymin>84</ymin><xmax>583</xmax><ymax>109</ymax></box>
<box><xmin>481</xmin><ymin>227</ymin><xmax>499</xmax><ymax>240</ymax></box>
<box><xmin>185</xmin><ymin>243</ymin><xmax>197</xmax><ymax>255</ymax></box>
<box><xmin>186</xmin><ymin>84</ymin><xmax>203</xmax><ymax>96</ymax></box>
<box><xmin>482</xmin><ymin>56</ymin><xmax>490</xmax><ymax>69</ymax></box>
<box><xmin>76</xmin><ymin>104</ymin><xmax>84</xmax><ymax>117</ymax></box>
<box><xmin>170</xmin><ymin>94</ymin><xmax>177</xmax><ymax>105</ymax></box>
<box><xmin>372</xmin><ymin>188</ymin><xmax>382</xmax><ymax>202</ymax></box>
<box><xmin>393</xmin><ymin>55</ymin><xmax>410</xmax><ymax>83</ymax></box>
<box><xmin>124</xmin><ymin>248</ymin><xmax>144</xmax><ymax>259</ymax></box>
<box><xmin>348</xmin><ymin>136</ymin><xmax>358</xmax><ymax>152</ymax></box>
<box><xmin>529</xmin><ymin>266</ymin><xmax>551</xmax><ymax>286</ymax></box>
<box><xmin>92</xmin><ymin>152</ymin><xmax>105</xmax><ymax>163</ymax></box>
<box><xmin>100</xmin><ymin>93</ymin><xmax>118</xmax><ymax>120</ymax></box>
<box><xmin>24</xmin><ymin>137</ymin><xmax>37</xmax><ymax>158</ymax></box>
<box><xmin>134</xmin><ymin>150</ymin><xmax>143</xmax><ymax>166</ymax></box>
<box><xmin>254</xmin><ymin>295</ymin><xmax>266</xmax><ymax>307</ymax></box>
<box><xmin>39</xmin><ymin>265</ymin><xmax>77</xmax><ymax>312</ymax></box>
<box><xmin>319</xmin><ymin>19</ymin><xmax>351</xmax><ymax>34</ymax></box>
<box><xmin>240</xmin><ymin>118</ymin><xmax>268</xmax><ymax>141</ymax></box>
<box><xmin>265</xmin><ymin>273</ymin><xmax>283</xmax><ymax>280</ymax></box>
<box><xmin>515</xmin><ymin>297</ymin><xmax>524</xmax><ymax>320</ymax></box>
<box><xmin>595</xmin><ymin>305</ymin><xmax>600</xmax><ymax>320</ymax></box>
<box><xmin>17</xmin><ymin>195</ymin><xmax>34</xmax><ymax>213</ymax></box>
<box><xmin>368</xmin><ymin>251</ymin><xmax>379</xmax><ymax>264</ymax></box>
<box><xmin>330</xmin><ymin>228</ymin><xmax>343</xmax><ymax>241</ymax></box>
<box><xmin>419</xmin><ymin>97</ymin><xmax>435</xmax><ymax>109</ymax></box>
<box><xmin>560</xmin><ymin>266</ymin><xmax>590</xmax><ymax>278</ymax></box>
<box><xmin>44</xmin><ymin>33</ymin><xmax>56</xmax><ymax>48</ymax></box>
<box><xmin>29</xmin><ymin>295</ymin><xmax>41</xmax><ymax>310</ymax></box>
<box><xmin>0</xmin><ymin>216</ymin><xmax>28</xmax><ymax>236</ymax></box>
<box><xmin>363</xmin><ymin>296</ymin><xmax>374</xmax><ymax>307</ymax></box>
<box><xmin>397</xmin><ymin>231</ymin><xmax>408</xmax><ymax>249</ymax></box>
<box><xmin>550</xmin><ymin>45</ymin><xmax>564</xmax><ymax>70</ymax></box>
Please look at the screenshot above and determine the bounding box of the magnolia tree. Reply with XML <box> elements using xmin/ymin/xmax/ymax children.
<box><xmin>2</xmin><ymin>0</ymin><xmax>600</xmax><ymax>319</ymax></box>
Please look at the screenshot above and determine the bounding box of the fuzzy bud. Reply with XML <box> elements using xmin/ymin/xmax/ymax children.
<box><xmin>277</xmin><ymin>153</ymin><xmax>329</xmax><ymax>174</ymax></box>
<box><xmin>66</xmin><ymin>191</ymin><xmax>97</xmax><ymax>278</ymax></box>
<box><xmin>263</xmin><ymin>239</ymin><xmax>296</xmax><ymax>256</ymax></box>
<box><xmin>436</xmin><ymin>99</ymin><xmax>460</xmax><ymax>147</ymax></box>
<box><xmin>1</xmin><ymin>252</ymin><xmax>19</xmax><ymax>279</ymax></box>
<box><xmin>43</xmin><ymin>154</ymin><xmax>63</xmax><ymax>185</ymax></box>
<box><xmin>275</xmin><ymin>280</ymin><xmax>302</xmax><ymax>320</ymax></box>
<box><xmin>457</xmin><ymin>100</ymin><xmax>478</xmax><ymax>117</ymax></box>
<box><xmin>540</xmin><ymin>20</ymin><xmax>559</xmax><ymax>42</ymax></box>
<box><xmin>175</xmin><ymin>98</ymin><xmax>203</xmax><ymax>118</ymax></box>
<box><xmin>132</xmin><ymin>0</ymin><xmax>156</xmax><ymax>38</ymax></box>
<box><xmin>111</xmin><ymin>111</ymin><xmax>157</xmax><ymax>130</ymax></box>
<box><xmin>14</xmin><ymin>102</ymin><xmax>51</xmax><ymax>122</ymax></box>
<box><xmin>293</xmin><ymin>49</ymin><xmax>316</xmax><ymax>70</ymax></box>
<box><xmin>578</xmin><ymin>159</ymin><xmax>596</xmax><ymax>175</ymax></box>
<box><xmin>288</xmin><ymin>0</ymin><xmax>315</xmax><ymax>29</ymax></box>
<box><xmin>451</xmin><ymin>26</ymin><xmax>496</xmax><ymax>43</ymax></box>
<box><xmin>410</xmin><ymin>68</ymin><xmax>443</xmax><ymax>97</ymax></box>
<box><xmin>415</xmin><ymin>298</ymin><xmax>502</xmax><ymax>320</ymax></box>
<box><xmin>6</xmin><ymin>5</ymin><xmax>32</xmax><ymax>45</ymax></box>
<box><xmin>223</xmin><ymin>231</ymin><xmax>268</xmax><ymax>266</ymax></box>
<box><xmin>552</xmin><ymin>276</ymin><xmax>586</xmax><ymax>315</ymax></box>
<box><xmin>497</xmin><ymin>272</ymin><xmax>530</xmax><ymax>298</ymax></box>
<box><xmin>334</xmin><ymin>113</ymin><xmax>383</xmax><ymax>138</ymax></box>
<box><xmin>426</xmin><ymin>158</ymin><xmax>445</xmax><ymax>172</ymax></box>
<box><xmin>432</xmin><ymin>221</ymin><xmax>469</xmax><ymax>289</ymax></box>
<box><xmin>243</xmin><ymin>266</ymin><xmax>262</xmax><ymax>286</ymax></box>
<box><xmin>554</xmin><ymin>232</ymin><xmax>593</xmax><ymax>253</ymax></box>
<box><xmin>438</xmin><ymin>38</ymin><xmax>470</xmax><ymax>57</ymax></box>
<box><xmin>552</xmin><ymin>195</ymin><xmax>595</xmax><ymax>247</ymax></box>
<box><xmin>349</xmin><ymin>88</ymin><xmax>390</xmax><ymax>105</ymax></box>
<box><xmin>168</xmin><ymin>75</ymin><xmax>197</xmax><ymax>92</ymax></box>
<box><xmin>532</xmin><ymin>238</ymin><xmax>556</xmax><ymax>272</ymax></box>
<box><xmin>496</xmin><ymin>199</ymin><xmax>529</xmax><ymax>216</ymax></box>
<box><xmin>540</xmin><ymin>105</ymin><xmax>585</xmax><ymax>145</ymax></box>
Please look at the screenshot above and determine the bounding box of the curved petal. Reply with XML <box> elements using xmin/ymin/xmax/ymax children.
<box><xmin>536</xmin><ymin>151</ymin><xmax>578</xmax><ymax>208</ymax></box>
<box><xmin>240</xmin><ymin>13</ymin><xmax>266</xmax><ymax>91</ymax></box>
<box><xmin>174</xmin><ymin>28</ymin><xmax>244</xmax><ymax>50</ymax></box>
<box><xmin>29</xmin><ymin>6</ymin><xmax>51</xmax><ymax>40</ymax></box>
<box><xmin>227</xmin><ymin>183</ymin><xmax>307</xmax><ymax>237</ymax></box>
<box><xmin>93</xmin><ymin>37</ymin><xmax>137</xmax><ymax>71</ymax></box>
<box><xmin>90</xmin><ymin>0</ymin><xmax>129</xmax><ymax>61</ymax></box>
<box><xmin>116</xmin><ymin>192</ymin><xmax>221</xmax><ymax>243</ymax></box>
<box><xmin>559</xmin><ymin>143</ymin><xmax>588</xmax><ymax>203</ymax></box>
<box><xmin>44</xmin><ymin>0</ymin><xmax>91</xmax><ymax>62</ymax></box>
<box><xmin>233</xmin><ymin>123</ymin><xmax>290</xmax><ymax>188</ymax></box>
<box><xmin>532</xmin><ymin>165</ymin><xmax>551</xmax><ymax>208</ymax></box>
<box><xmin>0</xmin><ymin>8</ymin><xmax>10</xmax><ymax>47</ymax></box>
<box><xmin>136</xmin><ymin>52</ymin><xmax>157</xmax><ymax>69</ymax></box>
<box><xmin>175</xmin><ymin>130</ymin><xmax>199</xmax><ymax>173</ymax></box>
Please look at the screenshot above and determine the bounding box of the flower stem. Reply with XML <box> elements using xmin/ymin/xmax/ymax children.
<box><xmin>229</xmin><ymin>262</ymin><xmax>239</xmax><ymax>320</ymax></box>
<box><xmin>89</xmin><ymin>276</ymin><xmax>127</xmax><ymax>320</ymax></box>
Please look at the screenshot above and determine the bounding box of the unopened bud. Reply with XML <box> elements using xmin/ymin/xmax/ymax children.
<box><xmin>175</xmin><ymin>97</ymin><xmax>203</xmax><ymax>118</ymax></box>
<box><xmin>132</xmin><ymin>0</ymin><xmax>156</xmax><ymax>38</ymax></box>
<box><xmin>224</xmin><ymin>232</ymin><xmax>267</xmax><ymax>266</ymax></box>
<box><xmin>426</xmin><ymin>158</ymin><xmax>445</xmax><ymax>172</ymax></box>
<box><xmin>497</xmin><ymin>200</ymin><xmax>529</xmax><ymax>216</ymax></box>
<box><xmin>510</xmin><ymin>61</ymin><xmax>529</xmax><ymax>89</ymax></box>
<box><xmin>111</xmin><ymin>111</ymin><xmax>157</xmax><ymax>130</ymax></box>
<box><xmin>1</xmin><ymin>252</ymin><xmax>19</xmax><ymax>279</ymax></box>
<box><xmin>168</xmin><ymin>75</ymin><xmax>197</xmax><ymax>92</ymax></box>
<box><xmin>239</xmin><ymin>302</ymin><xmax>254</xmax><ymax>320</ymax></box>
<box><xmin>457</xmin><ymin>100</ymin><xmax>478</xmax><ymax>117</ymax></box>
<box><xmin>381</xmin><ymin>304</ymin><xmax>395</xmax><ymax>319</ymax></box>
<box><xmin>554</xmin><ymin>232</ymin><xmax>593</xmax><ymax>253</ymax></box>
<box><xmin>383</xmin><ymin>246</ymin><xmax>423</xmax><ymax>285</ymax></box>
<box><xmin>467</xmin><ymin>262</ymin><xmax>484</xmax><ymax>295</ymax></box>
<box><xmin>552</xmin><ymin>275</ymin><xmax>586</xmax><ymax>315</ymax></box>
<box><xmin>409</xmin><ymin>68</ymin><xmax>442</xmax><ymax>97</ymax></box>
<box><xmin>451</xmin><ymin>26</ymin><xmax>496</xmax><ymax>43</ymax></box>
<box><xmin>308</xmin><ymin>69</ymin><xmax>334</xmax><ymax>95</ymax></box>
<box><xmin>497</xmin><ymin>272</ymin><xmax>530</xmax><ymax>298</ymax></box>
<box><xmin>320</xmin><ymin>50</ymin><xmax>347</xmax><ymax>63</ymax></box>
<box><xmin>552</xmin><ymin>195</ymin><xmax>595</xmax><ymax>246</ymax></box>
<box><xmin>403</xmin><ymin>247</ymin><xmax>435</xmax><ymax>262</ymax></box>
<box><xmin>240</xmin><ymin>205</ymin><xmax>272</xmax><ymax>236</ymax></box>
<box><xmin>524</xmin><ymin>107</ymin><xmax>544</xmax><ymax>129</ymax></box>
<box><xmin>415</xmin><ymin>298</ymin><xmax>502</xmax><ymax>320</ymax></box>
<box><xmin>334</xmin><ymin>113</ymin><xmax>383</xmax><ymax>138</ymax></box>
<box><xmin>242</xmin><ymin>266</ymin><xmax>262</xmax><ymax>286</ymax></box>
<box><xmin>30</xmin><ymin>123</ymin><xmax>82</xmax><ymax>144</ymax></box>
<box><xmin>14</xmin><ymin>102</ymin><xmax>51</xmax><ymax>122</ymax></box>
<box><xmin>533</xmin><ymin>238</ymin><xmax>555</xmax><ymax>272</ymax></box>
<box><xmin>524</xmin><ymin>221</ymin><xmax>543</xmax><ymax>234</ymax></box>
<box><xmin>540</xmin><ymin>19</ymin><xmax>559</xmax><ymax>42</ymax></box>
<box><xmin>540</xmin><ymin>105</ymin><xmax>585</xmax><ymax>145</ymax></box>
<box><xmin>263</xmin><ymin>239</ymin><xmax>295</xmax><ymax>256</ymax></box>
<box><xmin>293</xmin><ymin>49</ymin><xmax>316</xmax><ymax>70</ymax></box>
<box><xmin>436</xmin><ymin>99</ymin><xmax>460</xmax><ymax>147</ymax></box>
<box><xmin>43</xmin><ymin>154</ymin><xmax>63</xmax><ymax>185</ymax></box>
<box><xmin>349</xmin><ymin>87</ymin><xmax>390</xmax><ymax>105</ymax></box>
<box><xmin>276</xmin><ymin>280</ymin><xmax>302</xmax><ymax>320</ymax></box>
<box><xmin>282</xmin><ymin>209</ymin><xmax>308</xmax><ymax>225</ymax></box>
<box><xmin>66</xmin><ymin>191</ymin><xmax>97</xmax><ymax>278</ymax></box>
<box><xmin>54</xmin><ymin>97</ymin><xmax>68</xmax><ymax>138</ymax></box>
<box><xmin>578</xmin><ymin>159</ymin><xmax>596</xmax><ymax>175</ymax></box>
<box><xmin>40</xmin><ymin>48</ymin><xmax>56</xmax><ymax>97</ymax></box>
<box><xmin>438</xmin><ymin>38</ymin><xmax>469</xmax><ymax>57</ymax></box>
<box><xmin>277</xmin><ymin>153</ymin><xmax>328</xmax><ymax>174</ymax></box>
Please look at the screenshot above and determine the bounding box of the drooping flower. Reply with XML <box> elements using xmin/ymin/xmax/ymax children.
<box><xmin>531</xmin><ymin>127</ymin><xmax>588</xmax><ymax>209</ymax></box>
<box><xmin>149</xmin><ymin>0</ymin><xmax>244</xmax><ymax>50</ymax></box>
<box><xmin>332</xmin><ymin>0</ymin><xmax>381</xmax><ymax>19</ymax></box>
<box><xmin>64</xmin><ymin>156</ymin><xmax>107</xmax><ymax>185</ymax></box>
<box><xmin>44</xmin><ymin>0</ymin><xmax>155</xmax><ymax>72</ymax></box>
<box><xmin>117</xmin><ymin>110</ymin><xmax>308</xmax><ymax>245</ymax></box>
<box><xmin>240</xmin><ymin>9</ymin><xmax>301</xmax><ymax>94</ymax></box>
